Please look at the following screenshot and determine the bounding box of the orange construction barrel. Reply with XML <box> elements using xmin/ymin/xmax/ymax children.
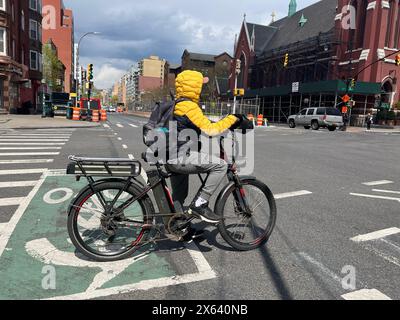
<box><xmin>257</xmin><ymin>114</ymin><xmax>263</xmax><ymax>126</ymax></box>
<box><xmin>92</xmin><ymin>110</ymin><xmax>100</xmax><ymax>122</ymax></box>
<box><xmin>100</xmin><ymin>109</ymin><xmax>107</xmax><ymax>121</ymax></box>
<box><xmin>72</xmin><ymin>108</ymin><xmax>80</xmax><ymax>121</ymax></box>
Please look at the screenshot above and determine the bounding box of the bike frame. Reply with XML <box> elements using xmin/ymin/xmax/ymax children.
<box><xmin>73</xmin><ymin>131</ymin><xmax>251</xmax><ymax>225</ymax></box>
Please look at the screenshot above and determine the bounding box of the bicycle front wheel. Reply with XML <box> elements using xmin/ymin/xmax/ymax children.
<box><xmin>67</xmin><ymin>180</ymin><xmax>154</xmax><ymax>262</ymax></box>
<box><xmin>216</xmin><ymin>178</ymin><xmax>277</xmax><ymax>251</ymax></box>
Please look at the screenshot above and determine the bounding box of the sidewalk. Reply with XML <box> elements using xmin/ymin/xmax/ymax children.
<box><xmin>0</xmin><ymin>114</ymin><xmax>101</xmax><ymax>129</ymax></box>
<box><xmin>346</xmin><ymin>126</ymin><xmax>400</xmax><ymax>134</ymax></box>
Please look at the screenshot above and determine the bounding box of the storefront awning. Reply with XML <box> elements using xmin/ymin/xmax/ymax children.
<box><xmin>238</xmin><ymin>80</ymin><xmax>382</xmax><ymax>98</ymax></box>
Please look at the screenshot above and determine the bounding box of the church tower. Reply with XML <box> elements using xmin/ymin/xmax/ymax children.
<box><xmin>288</xmin><ymin>0</ymin><xmax>297</xmax><ymax>17</ymax></box>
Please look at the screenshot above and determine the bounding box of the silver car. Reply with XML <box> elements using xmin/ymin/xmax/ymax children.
<box><xmin>288</xmin><ymin>107</ymin><xmax>344</xmax><ymax>131</ymax></box>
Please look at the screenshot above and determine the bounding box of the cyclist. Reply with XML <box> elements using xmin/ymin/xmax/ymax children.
<box><xmin>166</xmin><ymin>70</ymin><xmax>250</xmax><ymax>224</ymax></box>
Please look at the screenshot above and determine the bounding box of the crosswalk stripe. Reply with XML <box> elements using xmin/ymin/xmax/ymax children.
<box><xmin>363</xmin><ymin>180</ymin><xmax>393</xmax><ymax>186</ymax></box>
<box><xmin>116</xmin><ymin>124</ymin><xmax>124</xmax><ymax>128</ymax></box>
<box><xmin>0</xmin><ymin>152</ymin><xmax>60</xmax><ymax>156</ymax></box>
<box><xmin>372</xmin><ymin>189</ymin><xmax>400</xmax><ymax>195</ymax></box>
<box><xmin>0</xmin><ymin>143</ymin><xmax>65</xmax><ymax>145</ymax></box>
<box><xmin>0</xmin><ymin>147</ymin><xmax>62</xmax><ymax>150</ymax></box>
<box><xmin>129</xmin><ymin>124</ymin><xmax>138</xmax><ymax>128</ymax></box>
<box><xmin>350</xmin><ymin>193</ymin><xmax>400</xmax><ymax>202</ymax></box>
<box><xmin>0</xmin><ymin>159</ymin><xmax>54</xmax><ymax>164</ymax></box>
<box><xmin>351</xmin><ymin>228</ymin><xmax>400</xmax><ymax>242</ymax></box>
<box><xmin>0</xmin><ymin>139</ymin><xmax>68</xmax><ymax>142</ymax></box>
<box><xmin>342</xmin><ymin>289</ymin><xmax>392</xmax><ymax>300</ymax></box>
<box><xmin>0</xmin><ymin>181</ymin><xmax>38</xmax><ymax>188</ymax></box>
<box><xmin>275</xmin><ymin>190</ymin><xmax>313</xmax><ymax>199</ymax></box>
<box><xmin>0</xmin><ymin>134</ymin><xmax>71</xmax><ymax>137</ymax></box>
<box><xmin>0</xmin><ymin>197</ymin><xmax>26</xmax><ymax>206</ymax></box>
<box><xmin>0</xmin><ymin>169</ymin><xmax>47</xmax><ymax>175</ymax></box>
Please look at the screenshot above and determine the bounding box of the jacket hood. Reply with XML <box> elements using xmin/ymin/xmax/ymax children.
<box><xmin>175</xmin><ymin>70</ymin><xmax>204</xmax><ymax>103</ymax></box>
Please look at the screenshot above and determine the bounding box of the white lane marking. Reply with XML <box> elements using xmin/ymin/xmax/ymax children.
<box><xmin>0</xmin><ymin>172</ymin><xmax>46</xmax><ymax>257</ymax></box>
<box><xmin>0</xmin><ymin>143</ymin><xmax>65</xmax><ymax>145</ymax></box>
<box><xmin>362</xmin><ymin>244</ymin><xmax>400</xmax><ymax>267</ymax></box>
<box><xmin>0</xmin><ymin>147</ymin><xmax>61</xmax><ymax>150</ymax></box>
<box><xmin>0</xmin><ymin>159</ymin><xmax>54</xmax><ymax>164</ymax></box>
<box><xmin>372</xmin><ymin>189</ymin><xmax>400</xmax><ymax>195</ymax></box>
<box><xmin>0</xmin><ymin>169</ymin><xmax>47</xmax><ymax>175</ymax></box>
<box><xmin>275</xmin><ymin>190</ymin><xmax>313</xmax><ymax>200</ymax></box>
<box><xmin>117</xmin><ymin>137</ymin><xmax>122</xmax><ymax>141</ymax></box>
<box><xmin>0</xmin><ymin>197</ymin><xmax>26</xmax><ymax>206</ymax></box>
<box><xmin>116</xmin><ymin>124</ymin><xmax>124</xmax><ymax>128</ymax></box>
<box><xmin>45</xmin><ymin>241</ymin><xmax>216</xmax><ymax>300</ymax></box>
<box><xmin>129</xmin><ymin>124</ymin><xmax>138</xmax><ymax>128</ymax></box>
<box><xmin>103</xmin><ymin>124</ymin><xmax>110</xmax><ymax>128</ymax></box>
<box><xmin>0</xmin><ymin>181</ymin><xmax>38</xmax><ymax>188</ymax></box>
<box><xmin>26</xmin><ymin>238</ymin><xmax>149</xmax><ymax>292</ymax></box>
<box><xmin>351</xmin><ymin>228</ymin><xmax>400</xmax><ymax>243</ymax></box>
<box><xmin>0</xmin><ymin>223</ymin><xmax>5</xmax><ymax>235</ymax></box>
<box><xmin>0</xmin><ymin>139</ymin><xmax>68</xmax><ymax>142</ymax></box>
<box><xmin>297</xmin><ymin>252</ymin><xmax>343</xmax><ymax>284</ymax></box>
<box><xmin>0</xmin><ymin>152</ymin><xmax>60</xmax><ymax>156</ymax></box>
<box><xmin>381</xmin><ymin>238</ymin><xmax>400</xmax><ymax>253</ymax></box>
<box><xmin>122</xmin><ymin>145</ymin><xmax>128</xmax><ymax>149</ymax></box>
<box><xmin>342</xmin><ymin>289</ymin><xmax>392</xmax><ymax>300</ymax></box>
<box><xmin>350</xmin><ymin>193</ymin><xmax>400</xmax><ymax>202</ymax></box>
<box><xmin>362</xmin><ymin>180</ymin><xmax>393</xmax><ymax>186</ymax></box>
<box><xmin>0</xmin><ymin>134</ymin><xmax>71</xmax><ymax>137</ymax></box>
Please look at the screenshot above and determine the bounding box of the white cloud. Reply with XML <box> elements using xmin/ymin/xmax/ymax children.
<box><xmin>93</xmin><ymin>64</ymin><xmax>126</xmax><ymax>89</ymax></box>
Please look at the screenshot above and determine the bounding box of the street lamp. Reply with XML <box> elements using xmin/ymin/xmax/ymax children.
<box><xmin>76</xmin><ymin>32</ymin><xmax>101</xmax><ymax>102</ymax></box>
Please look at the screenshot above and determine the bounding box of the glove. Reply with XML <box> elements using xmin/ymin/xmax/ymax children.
<box><xmin>230</xmin><ymin>114</ymin><xmax>254</xmax><ymax>133</ymax></box>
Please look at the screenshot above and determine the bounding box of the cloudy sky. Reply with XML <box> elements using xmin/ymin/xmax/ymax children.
<box><xmin>64</xmin><ymin>0</ymin><xmax>317</xmax><ymax>89</ymax></box>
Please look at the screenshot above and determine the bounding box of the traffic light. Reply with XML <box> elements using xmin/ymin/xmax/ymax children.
<box><xmin>396</xmin><ymin>54</ymin><xmax>400</xmax><ymax>66</ymax></box>
<box><xmin>283</xmin><ymin>53</ymin><xmax>289</xmax><ymax>68</ymax></box>
<box><xmin>87</xmin><ymin>64</ymin><xmax>94</xmax><ymax>81</ymax></box>
<box><xmin>234</xmin><ymin>89</ymin><xmax>245</xmax><ymax>96</ymax></box>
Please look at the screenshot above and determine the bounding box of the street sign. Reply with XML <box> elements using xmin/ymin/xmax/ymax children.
<box><xmin>292</xmin><ymin>82</ymin><xmax>299</xmax><ymax>93</ymax></box>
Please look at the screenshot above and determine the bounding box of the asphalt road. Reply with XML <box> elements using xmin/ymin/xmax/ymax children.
<box><xmin>0</xmin><ymin>113</ymin><xmax>399</xmax><ymax>300</ymax></box>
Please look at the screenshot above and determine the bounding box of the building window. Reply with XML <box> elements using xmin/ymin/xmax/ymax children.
<box><xmin>0</xmin><ymin>0</ymin><xmax>5</xmax><ymax>11</ymax></box>
<box><xmin>385</xmin><ymin>0</ymin><xmax>395</xmax><ymax>47</ymax></box>
<box><xmin>38</xmin><ymin>23</ymin><xmax>42</xmax><ymax>41</ymax></box>
<box><xmin>30</xmin><ymin>19</ymin><xmax>38</xmax><ymax>40</ymax></box>
<box><xmin>29</xmin><ymin>0</ymin><xmax>37</xmax><ymax>11</ymax></box>
<box><xmin>0</xmin><ymin>28</ymin><xmax>6</xmax><ymax>56</ymax></box>
<box><xmin>30</xmin><ymin>50</ymin><xmax>38</xmax><ymax>70</ymax></box>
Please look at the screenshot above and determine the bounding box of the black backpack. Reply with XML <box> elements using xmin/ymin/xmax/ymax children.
<box><xmin>142</xmin><ymin>98</ymin><xmax>188</xmax><ymax>147</ymax></box>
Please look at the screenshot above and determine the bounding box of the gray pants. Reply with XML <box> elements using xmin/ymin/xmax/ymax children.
<box><xmin>166</xmin><ymin>152</ymin><xmax>228</xmax><ymax>205</ymax></box>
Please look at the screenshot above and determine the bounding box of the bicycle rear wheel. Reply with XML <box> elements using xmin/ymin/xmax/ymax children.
<box><xmin>67</xmin><ymin>180</ymin><xmax>154</xmax><ymax>262</ymax></box>
<box><xmin>216</xmin><ymin>178</ymin><xmax>277</xmax><ymax>251</ymax></box>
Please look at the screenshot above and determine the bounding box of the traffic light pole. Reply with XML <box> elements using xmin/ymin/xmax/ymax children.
<box><xmin>233</xmin><ymin>73</ymin><xmax>238</xmax><ymax>114</ymax></box>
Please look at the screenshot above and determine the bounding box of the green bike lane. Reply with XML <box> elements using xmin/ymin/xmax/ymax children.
<box><xmin>0</xmin><ymin>124</ymin><xmax>216</xmax><ymax>300</ymax></box>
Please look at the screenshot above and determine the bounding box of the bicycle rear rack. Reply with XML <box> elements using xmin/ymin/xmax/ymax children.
<box><xmin>67</xmin><ymin>155</ymin><xmax>142</xmax><ymax>178</ymax></box>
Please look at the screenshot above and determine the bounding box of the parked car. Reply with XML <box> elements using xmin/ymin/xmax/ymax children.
<box><xmin>288</xmin><ymin>107</ymin><xmax>344</xmax><ymax>131</ymax></box>
<box><xmin>109</xmin><ymin>106</ymin><xmax>116</xmax><ymax>112</ymax></box>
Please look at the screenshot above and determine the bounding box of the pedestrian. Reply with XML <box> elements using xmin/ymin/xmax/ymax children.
<box><xmin>366</xmin><ymin>113</ymin><xmax>373</xmax><ymax>131</ymax></box>
<box><xmin>341</xmin><ymin>112</ymin><xmax>349</xmax><ymax>131</ymax></box>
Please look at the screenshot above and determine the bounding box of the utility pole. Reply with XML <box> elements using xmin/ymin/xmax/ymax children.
<box><xmin>233</xmin><ymin>59</ymin><xmax>241</xmax><ymax>114</ymax></box>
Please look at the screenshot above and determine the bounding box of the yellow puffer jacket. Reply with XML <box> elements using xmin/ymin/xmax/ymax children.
<box><xmin>174</xmin><ymin>70</ymin><xmax>238</xmax><ymax>136</ymax></box>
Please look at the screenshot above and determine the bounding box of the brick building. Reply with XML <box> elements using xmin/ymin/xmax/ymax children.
<box><xmin>42</xmin><ymin>0</ymin><xmax>74</xmax><ymax>93</ymax></box>
<box><xmin>231</xmin><ymin>0</ymin><xmax>400</xmax><ymax>125</ymax></box>
<box><xmin>0</xmin><ymin>0</ymin><xmax>43</xmax><ymax>113</ymax></box>
<box><xmin>181</xmin><ymin>50</ymin><xmax>233</xmax><ymax>99</ymax></box>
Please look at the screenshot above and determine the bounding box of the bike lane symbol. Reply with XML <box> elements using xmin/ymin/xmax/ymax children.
<box><xmin>0</xmin><ymin>174</ymin><xmax>175</xmax><ymax>300</ymax></box>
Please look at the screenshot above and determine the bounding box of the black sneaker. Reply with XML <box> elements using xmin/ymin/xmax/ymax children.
<box><xmin>189</xmin><ymin>202</ymin><xmax>222</xmax><ymax>224</ymax></box>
